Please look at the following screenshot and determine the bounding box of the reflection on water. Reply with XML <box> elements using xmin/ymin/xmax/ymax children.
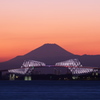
<box><xmin>0</xmin><ymin>80</ymin><xmax>100</xmax><ymax>100</ymax></box>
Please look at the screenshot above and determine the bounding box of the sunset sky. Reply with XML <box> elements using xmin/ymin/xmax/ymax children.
<box><xmin>0</xmin><ymin>0</ymin><xmax>100</xmax><ymax>62</ymax></box>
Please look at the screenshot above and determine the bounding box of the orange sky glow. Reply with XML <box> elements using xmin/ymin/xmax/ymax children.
<box><xmin>0</xmin><ymin>0</ymin><xmax>100</xmax><ymax>62</ymax></box>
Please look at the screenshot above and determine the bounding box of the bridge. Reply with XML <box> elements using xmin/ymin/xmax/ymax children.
<box><xmin>0</xmin><ymin>59</ymin><xmax>100</xmax><ymax>80</ymax></box>
<box><xmin>8</xmin><ymin>59</ymin><xmax>100</xmax><ymax>75</ymax></box>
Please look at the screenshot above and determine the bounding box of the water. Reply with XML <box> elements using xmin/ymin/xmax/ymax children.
<box><xmin>0</xmin><ymin>80</ymin><xmax>100</xmax><ymax>100</ymax></box>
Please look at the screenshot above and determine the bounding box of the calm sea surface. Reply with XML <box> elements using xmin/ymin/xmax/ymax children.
<box><xmin>0</xmin><ymin>80</ymin><xmax>100</xmax><ymax>100</ymax></box>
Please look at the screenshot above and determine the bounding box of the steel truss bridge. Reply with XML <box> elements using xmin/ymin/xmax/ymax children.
<box><xmin>8</xmin><ymin>59</ymin><xmax>100</xmax><ymax>75</ymax></box>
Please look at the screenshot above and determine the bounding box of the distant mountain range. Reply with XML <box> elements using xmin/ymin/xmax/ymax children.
<box><xmin>0</xmin><ymin>43</ymin><xmax>100</xmax><ymax>70</ymax></box>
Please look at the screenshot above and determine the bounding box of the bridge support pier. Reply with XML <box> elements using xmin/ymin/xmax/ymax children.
<box><xmin>9</xmin><ymin>74</ymin><xmax>15</xmax><ymax>80</ymax></box>
<box><xmin>24</xmin><ymin>76</ymin><xmax>32</xmax><ymax>81</ymax></box>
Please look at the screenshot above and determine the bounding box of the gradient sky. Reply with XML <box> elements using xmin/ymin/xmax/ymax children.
<box><xmin>0</xmin><ymin>0</ymin><xmax>100</xmax><ymax>62</ymax></box>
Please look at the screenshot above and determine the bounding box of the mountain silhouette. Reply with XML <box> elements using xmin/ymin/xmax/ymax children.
<box><xmin>0</xmin><ymin>43</ymin><xmax>100</xmax><ymax>70</ymax></box>
<box><xmin>24</xmin><ymin>43</ymin><xmax>73</xmax><ymax>57</ymax></box>
<box><xmin>0</xmin><ymin>43</ymin><xmax>75</xmax><ymax>70</ymax></box>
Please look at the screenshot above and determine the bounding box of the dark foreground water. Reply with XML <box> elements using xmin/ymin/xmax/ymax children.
<box><xmin>0</xmin><ymin>80</ymin><xmax>100</xmax><ymax>100</ymax></box>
